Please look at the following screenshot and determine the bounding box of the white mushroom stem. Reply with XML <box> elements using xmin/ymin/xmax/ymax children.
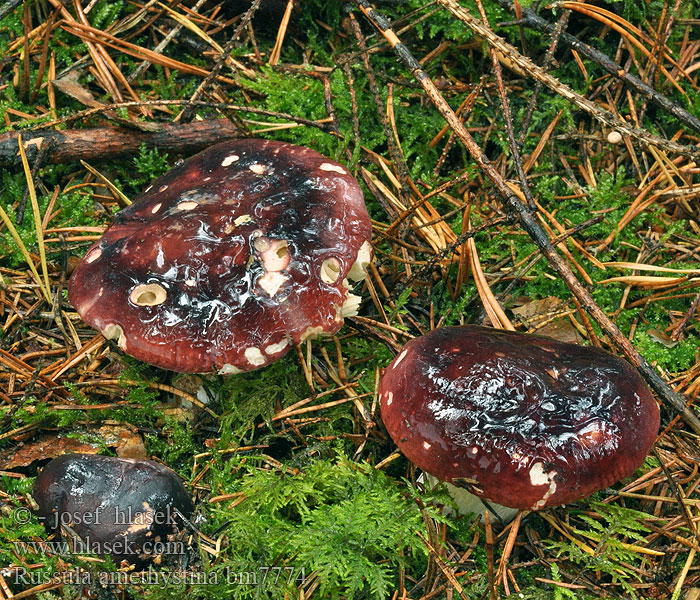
<box><xmin>420</xmin><ymin>474</ymin><xmax>519</xmax><ymax>523</ymax></box>
<box><xmin>171</xmin><ymin>376</ymin><xmax>220</xmax><ymax>411</ymax></box>
<box><xmin>102</xmin><ymin>324</ymin><xmax>127</xmax><ymax>350</ymax></box>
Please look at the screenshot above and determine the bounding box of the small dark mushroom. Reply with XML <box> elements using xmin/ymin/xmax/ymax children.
<box><xmin>32</xmin><ymin>454</ymin><xmax>193</xmax><ymax>566</ymax></box>
<box><xmin>68</xmin><ymin>139</ymin><xmax>372</xmax><ymax>373</ymax></box>
<box><xmin>379</xmin><ymin>326</ymin><xmax>660</xmax><ymax>510</ymax></box>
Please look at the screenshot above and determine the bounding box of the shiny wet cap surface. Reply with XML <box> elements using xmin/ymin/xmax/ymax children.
<box><xmin>379</xmin><ymin>325</ymin><xmax>659</xmax><ymax>509</ymax></box>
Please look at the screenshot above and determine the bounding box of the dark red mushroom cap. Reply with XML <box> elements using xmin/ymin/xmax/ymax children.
<box><xmin>379</xmin><ymin>326</ymin><xmax>660</xmax><ymax>510</ymax></box>
<box><xmin>32</xmin><ymin>454</ymin><xmax>193</xmax><ymax>566</ymax></box>
<box><xmin>68</xmin><ymin>139</ymin><xmax>372</xmax><ymax>373</ymax></box>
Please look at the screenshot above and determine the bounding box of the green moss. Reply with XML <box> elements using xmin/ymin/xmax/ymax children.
<box><xmin>192</xmin><ymin>453</ymin><xmax>442</xmax><ymax>599</ymax></box>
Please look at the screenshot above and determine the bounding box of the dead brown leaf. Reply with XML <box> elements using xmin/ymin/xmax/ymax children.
<box><xmin>0</xmin><ymin>436</ymin><xmax>100</xmax><ymax>470</ymax></box>
<box><xmin>511</xmin><ymin>297</ymin><xmax>582</xmax><ymax>343</ymax></box>
<box><xmin>51</xmin><ymin>70</ymin><xmax>102</xmax><ymax>107</ymax></box>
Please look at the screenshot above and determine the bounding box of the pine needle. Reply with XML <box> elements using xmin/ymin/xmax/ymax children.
<box><xmin>17</xmin><ymin>134</ymin><xmax>51</xmax><ymax>303</ymax></box>
<box><xmin>604</xmin><ymin>262</ymin><xmax>700</xmax><ymax>274</ymax></box>
<box><xmin>80</xmin><ymin>160</ymin><xmax>132</xmax><ymax>206</ymax></box>
<box><xmin>0</xmin><ymin>204</ymin><xmax>50</xmax><ymax>303</ymax></box>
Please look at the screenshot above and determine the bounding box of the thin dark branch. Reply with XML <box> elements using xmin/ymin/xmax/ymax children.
<box><xmin>0</xmin><ymin>0</ymin><xmax>22</xmax><ymax>23</ymax></box>
<box><xmin>494</xmin><ymin>0</ymin><xmax>700</xmax><ymax>136</ymax></box>
<box><xmin>0</xmin><ymin>119</ymin><xmax>239</xmax><ymax>168</ymax></box>
<box><xmin>518</xmin><ymin>8</ymin><xmax>571</xmax><ymax>145</ymax></box>
<box><xmin>474</xmin><ymin>0</ymin><xmax>536</xmax><ymax>209</ymax></box>
<box><xmin>179</xmin><ymin>0</ymin><xmax>263</xmax><ymax>123</ymax></box>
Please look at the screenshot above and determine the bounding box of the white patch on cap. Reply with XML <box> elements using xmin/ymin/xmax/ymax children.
<box><xmin>300</xmin><ymin>325</ymin><xmax>325</xmax><ymax>342</ymax></box>
<box><xmin>151</xmin><ymin>203</ymin><xmax>162</xmax><ymax>214</ymax></box>
<box><xmin>252</xmin><ymin>236</ymin><xmax>268</xmax><ymax>251</ymax></box>
<box><xmin>102</xmin><ymin>324</ymin><xmax>126</xmax><ymax>350</ymax></box>
<box><xmin>234</xmin><ymin>214</ymin><xmax>252</xmax><ymax>226</ymax></box>
<box><xmin>393</xmin><ymin>349</ymin><xmax>408</xmax><ymax>368</ymax></box>
<box><xmin>265</xmin><ymin>338</ymin><xmax>289</xmax><ymax>355</ymax></box>
<box><xmin>244</xmin><ymin>347</ymin><xmax>265</xmax><ymax>366</ymax></box>
<box><xmin>130</xmin><ymin>283</ymin><xmax>167</xmax><ymax>306</ymax></box>
<box><xmin>158</xmin><ymin>185</ymin><xmax>168</xmax><ymax>192</ymax></box>
<box><xmin>320</xmin><ymin>257</ymin><xmax>341</xmax><ymax>284</ymax></box>
<box><xmin>176</xmin><ymin>201</ymin><xmax>198</xmax><ymax>211</ymax></box>
<box><xmin>529</xmin><ymin>462</ymin><xmax>558</xmax><ymax>510</ymax></box>
<box><xmin>423</xmin><ymin>441</ymin><xmax>432</xmax><ymax>450</ymax></box>
<box><xmin>347</xmin><ymin>240</ymin><xmax>372</xmax><ymax>281</ymax></box>
<box><xmin>256</xmin><ymin>239</ymin><xmax>290</xmax><ymax>272</ymax></box>
<box><xmin>85</xmin><ymin>247</ymin><xmax>102</xmax><ymax>263</ymax></box>
<box><xmin>258</xmin><ymin>272</ymin><xmax>288</xmax><ymax>297</ymax></box>
<box><xmin>219</xmin><ymin>363</ymin><xmax>243</xmax><ymax>375</ymax></box>
<box><xmin>185</xmin><ymin>279</ymin><xmax>197</xmax><ymax>287</ymax></box>
<box><xmin>385</xmin><ymin>391</ymin><xmax>393</xmax><ymax>406</ymax></box>
<box><xmin>221</xmin><ymin>155</ymin><xmax>239</xmax><ymax>167</ymax></box>
<box><xmin>470</xmin><ymin>447</ymin><xmax>479</xmax><ymax>455</ymax></box>
<box><xmin>249</xmin><ymin>164</ymin><xmax>265</xmax><ymax>174</ymax></box>
<box><xmin>319</xmin><ymin>162</ymin><xmax>346</xmax><ymax>175</ymax></box>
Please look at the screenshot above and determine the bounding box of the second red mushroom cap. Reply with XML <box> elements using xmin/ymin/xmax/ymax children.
<box><xmin>379</xmin><ymin>325</ymin><xmax>660</xmax><ymax>510</ymax></box>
